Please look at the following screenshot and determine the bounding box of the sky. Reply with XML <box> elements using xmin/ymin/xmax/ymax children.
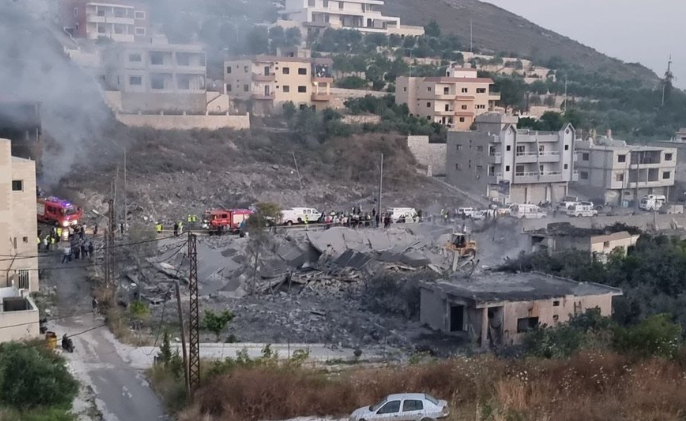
<box><xmin>485</xmin><ymin>0</ymin><xmax>686</xmax><ymax>87</ymax></box>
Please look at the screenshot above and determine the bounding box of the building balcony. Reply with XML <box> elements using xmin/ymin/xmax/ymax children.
<box><xmin>252</xmin><ymin>74</ymin><xmax>276</xmax><ymax>82</ymax></box>
<box><xmin>628</xmin><ymin>162</ymin><xmax>671</xmax><ymax>169</ymax></box>
<box><xmin>489</xmin><ymin>153</ymin><xmax>502</xmax><ymax>164</ymax></box>
<box><xmin>87</xmin><ymin>15</ymin><xmax>134</xmax><ymax>25</ymax></box>
<box><xmin>434</xmin><ymin>109</ymin><xmax>454</xmax><ymax>116</ymax></box>
<box><xmin>311</xmin><ymin>92</ymin><xmax>332</xmax><ymax>101</ymax></box>
<box><xmin>515</xmin><ymin>152</ymin><xmax>539</xmax><ymax>164</ymax></box>
<box><xmin>537</xmin><ymin>135</ymin><xmax>561</xmax><ymax>143</ymax></box>
<box><xmin>313</xmin><ymin>76</ymin><xmax>333</xmax><ymax>84</ymax></box>
<box><xmin>515</xmin><ymin>171</ymin><xmax>564</xmax><ymax>184</ymax></box>
<box><xmin>625</xmin><ymin>180</ymin><xmax>675</xmax><ymax>189</ymax></box>
<box><xmin>252</xmin><ymin>92</ymin><xmax>275</xmax><ymax>100</ymax></box>
<box><xmin>537</xmin><ymin>151</ymin><xmax>561</xmax><ymax>163</ymax></box>
<box><xmin>488</xmin><ymin>92</ymin><xmax>501</xmax><ymax>101</ymax></box>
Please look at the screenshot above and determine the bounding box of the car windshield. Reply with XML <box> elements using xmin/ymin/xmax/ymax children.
<box><xmin>370</xmin><ymin>398</ymin><xmax>387</xmax><ymax>411</ymax></box>
<box><xmin>424</xmin><ymin>394</ymin><xmax>439</xmax><ymax>405</ymax></box>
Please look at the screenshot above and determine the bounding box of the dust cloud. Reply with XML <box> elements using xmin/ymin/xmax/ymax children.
<box><xmin>0</xmin><ymin>0</ymin><xmax>113</xmax><ymax>185</ymax></box>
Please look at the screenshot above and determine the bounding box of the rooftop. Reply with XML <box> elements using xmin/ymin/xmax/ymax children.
<box><xmin>227</xmin><ymin>55</ymin><xmax>333</xmax><ymax>65</ymax></box>
<box><xmin>422</xmin><ymin>271</ymin><xmax>622</xmax><ymax>304</ymax></box>
<box><xmin>421</xmin><ymin>77</ymin><xmax>494</xmax><ymax>84</ymax></box>
<box><xmin>529</xmin><ymin>222</ymin><xmax>642</xmax><ymax>238</ymax></box>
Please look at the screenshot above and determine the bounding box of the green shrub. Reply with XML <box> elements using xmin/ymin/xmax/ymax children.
<box><xmin>612</xmin><ymin>314</ymin><xmax>682</xmax><ymax>358</ymax></box>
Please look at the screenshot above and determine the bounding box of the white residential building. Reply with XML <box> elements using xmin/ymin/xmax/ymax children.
<box><xmin>0</xmin><ymin>287</ymin><xmax>39</xmax><ymax>344</ymax></box>
<box><xmin>280</xmin><ymin>0</ymin><xmax>424</xmax><ymax>36</ymax></box>
<box><xmin>446</xmin><ymin>113</ymin><xmax>576</xmax><ymax>204</ymax></box>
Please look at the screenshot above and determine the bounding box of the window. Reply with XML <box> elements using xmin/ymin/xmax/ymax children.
<box><xmin>114</xmin><ymin>8</ymin><xmax>124</xmax><ymax>17</ymax></box>
<box><xmin>403</xmin><ymin>87</ymin><xmax>407</xmax><ymax>92</ymax></box>
<box><xmin>98</xmin><ymin>25</ymin><xmax>106</xmax><ymax>34</ymax></box>
<box><xmin>580</xmin><ymin>171</ymin><xmax>589</xmax><ymax>180</ymax></box>
<box><xmin>129</xmin><ymin>53</ymin><xmax>142</xmax><ymax>62</ymax></box>
<box><xmin>461</xmin><ymin>88</ymin><xmax>468</xmax><ymax>93</ymax></box>
<box><xmin>129</xmin><ymin>76</ymin><xmax>142</xmax><ymax>86</ymax></box>
<box><xmin>150</xmin><ymin>52</ymin><xmax>164</xmax><ymax>65</ymax></box>
<box><xmin>443</xmin><ymin>87</ymin><xmax>449</xmax><ymax>94</ymax></box>
<box><xmin>582</xmin><ymin>153</ymin><xmax>589</xmax><ymax>161</ymax></box>
<box><xmin>377</xmin><ymin>401</ymin><xmax>401</xmax><ymax>415</ymax></box>
<box><xmin>226</xmin><ymin>84</ymin><xmax>232</xmax><ymax>92</ymax></box>
<box><xmin>516</xmin><ymin>145</ymin><xmax>525</xmax><ymax>155</ymax></box>
<box><xmin>461</xmin><ymin>105</ymin><xmax>467</xmax><ymax>110</ymax></box>
<box><xmin>283</xmin><ymin>67</ymin><xmax>290</xmax><ymax>74</ymax></box>
<box><xmin>444</xmin><ymin>104</ymin><xmax>450</xmax><ymax>111</ymax></box>
<box><xmin>298</xmin><ymin>86</ymin><xmax>307</xmax><ymax>93</ymax></box>
<box><xmin>615</xmin><ymin>173</ymin><xmax>624</xmax><ymax>182</ymax></box>
<box><xmin>488</xmin><ymin>165</ymin><xmax>495</xmax><ymax>176</ymax></box>
<box><xmin>97</xmin><ymin>8</ymin><xmax>105</xmax><ymax>16</ymax></box>
<box><xmin>517</xmin><ymin>317</ymin><xmax>539</xmax><ymax>333</ymax></box>
<box><xmin>283</xmin><ymin>85</ymin><xmax>290</xmax><ymax>92</ymax></box>
<box><xmin>564</xmin><ymin>164</ymin><xmax>568</xmax><ymax>169</ymax></box>
<box><xmin>476</xmin><ymin>88</ymin><xmax>486</xmax><ymax>94</ymax></box>
<box><xmin>476</xmin><ymin>104</ymin><xmax>486</xmax><ymax>109</ymax></box>
<box><xmin>308</xmin><ymin>0</ymin><xmax>315</xmax><ymax>6</ymax></box>
<box><xmin>339</xmin><ymin>1</ymin><xmax>344</xmax><ymax>9</ymax></box>
<box><xmin>564</xmin><ymin>144</ymin><xmax>569</xmax><ymax>151</ymax></box>
<box><xmin>135</xmin><ymin>27</ymin><xmax>146</xmax><ymax>36</ymax></box>
<box><xmin>74</xmin><ymin>7</ymin><xmax>78</xmax><ymax>17</ymax></box>
<box><xmin>539</xmin><ymin>145</ymin><xmax>544</xmax><ymax>153</ymax></box>
<box><xmin>663</xmin><ymin>171</ymin><xmax>671</xmax><ymax>179</ymax></box>
<box><xmin>553</xmin><ymin>300</ymin><xmax>560</xmax><ymax>307</ymax></box>
<box><xmin>506</xmin><ymin>145</ymin><xmax>511</xmax><ymax>151</ymax></box>
<box><xmin>617</xmin><ymin>154</ymin><xmax>626</xmax><ymax>163</ymax></box>
<box><xmin>456</xmin><ymin>144</ymin><xmax>462</xmax><ymax>151</ymax></box>
<box><xmin>226</xmin><ymin>66</ymin><xmax>232</xmax><ymax>74</ymax></box>
<box><xmin>665</xmin><ymin>153</ymin><xmax>673</xmax><ymax>161</ymax></box>
<box><xmin>244</xmin><ymin>65</ymin><xmax>249</xmax><ymax>72</ymax></box>
<box><xmin>476</xmin><ymin>165</ymin><xmax>483</xmax><ymax>172</ymax></box>
<box><xmin>603</xmin><ymin>241</ymin><xmax>611</xmax><ymax>248</ymax></box>
<box><xmin>539</xmin><ymin>164</ymin><xmax>544</xmax><ymax>172</ymax></box>
<box><xmin>22</xmin><ymin>236</ymin><xmax>28</xmax><ymax>243</ymax></box>
<box><xmin>244</xmin><ymin>84</ymin><xmax>249</xmax><ymax>92</ymax></box>
<box><xmin>16</xmin><ymin>269</ymin><xmax>29</xmax><ymax>290</ymax></box>
<box><xmin>402</xmin><ymin>400</ymin><xmax>424</xmax><ymax>412</ymax></box>
<box><xmin>459</xmin><ymin>117</ymin><xmax>465</xmax><ymax>122</ymax></box>
<box><xmin>455</xmin><ymin>163</ymin><xmax>461</xmax><ymax>170</ymax></box>
<box><xmin>553</xmin><ymin>315</ymin><xmax>559</xmax><ymax>322</ymax></box>
<box><xmin>476</xmin><ymin>146</ymin><xmax>483</xmax><ymax>152</ymax></box>
<box><xmin>505</xmin><ymin>165</ymin><xmax>510</xmax><ymax>171</ymax></box>
<box><xmin>426</xmin><ymin>102</ymin><xmax>431</xmax><ymax>108</ymax></box>
<box><xmin>298</xmin><ymin>67</ymin><xmax>307</xmax><ymax>75</ymax></box>
<box><xmin>135</xmin><ymin>10</ymin><xmax>146</xmax><ymax>19</ymax></box>
<box><xmin>11</xmin><ymin>180</ymin><xmax>23</xmax><ymax>191</ymax></box>
<box><xmin>114</xmin><ymin>25</ymin><xmax>124</xmax><ymax>34</ymax></box>
<box><xmin>427</xmin><ymin>87</ymin><xmax>432</xmax><ymax>92</ymax></box>
<box><xmin>150</xmin><ymin>75</ymin><xmax>165</xmax><ymax>89</ymax></box>
<box><xmin>323</xmin><ymin>0</ymin><xmax>329</xmax><ymax>7</ymax></box>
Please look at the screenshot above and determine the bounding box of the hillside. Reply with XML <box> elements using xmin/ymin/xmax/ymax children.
<box><xmin>383</xmin><ymin>0</ymin><xmax>660</xmax><ymax>86</ymax></box>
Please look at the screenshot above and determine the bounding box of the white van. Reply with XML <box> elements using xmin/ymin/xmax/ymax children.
<box><xmin>387</xmin><ymin>207</ymin><xmax>418</xmax><ymax>223</ymax></box>
<box><xmin>457</xmin><ymin>207</ymin><xmax>477</xmax><ymax>218</ymax></box>
<box><xmin>280</xmin><ymin>207</ymin><xmax>322</xmax><ymax>225</ymax></box>
<box><xmin>566</xmin><ymin>203</ymin><xmax>598</xmax><ymax>217</ymax></box>
<box><xmin>511</xmin><ymin>204</ymin><xmax>547</xmax><ymax>219</ymax></box>
<box><xmin>639</xmin><ymin>194</ymin><xmax>666</xmax><ymax>211</ymax></box>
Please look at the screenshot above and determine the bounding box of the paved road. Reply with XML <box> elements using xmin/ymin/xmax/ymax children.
<box><xmin>42</xmin><ymin>253</ymin><xmax>168</xmax><ymax>421</ymax></box>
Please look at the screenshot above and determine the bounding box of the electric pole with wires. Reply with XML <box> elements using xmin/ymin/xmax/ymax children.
<box><xmin>187</xmin><ymin>231</ymin><xmax>200</xmax><ymax>397</ymax></box>
<box><xmin>104</xmin><ymin>198</ymin><xmax>116</xmax><ymax>305</ymax></box>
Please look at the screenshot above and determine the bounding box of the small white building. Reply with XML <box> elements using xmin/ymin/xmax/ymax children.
<box><xmin>0</xmin><ymin>287</ymin><xmax>40</xmax><ymax>343</ymax></box>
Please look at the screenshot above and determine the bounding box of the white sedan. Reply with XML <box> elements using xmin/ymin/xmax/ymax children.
<box><xmin>349</xmin><ymin>393</ymin><xmax>449</xmax><ymax>421</ymax></box>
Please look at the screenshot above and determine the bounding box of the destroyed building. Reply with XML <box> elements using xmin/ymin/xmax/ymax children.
<box><xmin>529</xmin><ymin>224</ymin><xmax>640</xmax><ymax>262</ymax></box>
<box><xmin>419</xmin><ymin>272</ymin><xmax>622</xmax><ymax>348</ymax></box>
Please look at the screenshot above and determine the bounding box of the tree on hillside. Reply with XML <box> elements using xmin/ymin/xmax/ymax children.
<box><xmin>204</xmin><ymin>310</ymin><xmax>235</xmax><ymax>341</ymax></box>
<box><xmin>495</xmin><ymin>77</ymin><xmax>526</xmax><ymax>112</ymax></box>
<box><xmin>424</xmin><ymin>20</ymin><xmax>441</xmax><ymax>38</ymax></box>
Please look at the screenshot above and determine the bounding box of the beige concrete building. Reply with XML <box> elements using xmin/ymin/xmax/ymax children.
<box><xmin>0</xmin><ymin>287</ymin><xmax>39</xmax><ymax>343</ymax></box>
<box><xmin>224</xmin><ymin>51</ymin><xmax>333</xmax><ymax>115</ymax></box>
<box><xmin>446</xmin><ymin>113</ymin><xmax>577</xmax><ymax>204</ymax></box>
<box><xmin>529</xmin><ymin>226</ymin><xmax>640</xmax><ymax>263</ymax></box>
<box><xmin>396</xmin><ymin>66</ymin><xmax>500</xmax><ymax>131</ymax></box>
<box><xmin>574</xmin><ymin>137</ymin><xmax>676</xmax><ymax>206</ymax></box>
<box><xmin>103</xmin><ymin>41</ymin><xmax>207</xmax><ymax>113</ymax></box>
<box><xmin>279</xmin><ymin>0</ymin><xmax>424</xmax><ymax>36</ymax></box>
<box><xmin>652</xmin><ymin>131</ymin><xmax>686</xmax><ymax>191</ymax></box>
<box><xmin>0</xmin><ymin>139</ymin><xmax>38</xmax><ymax>292</ymax></box>
<box><xmin>62</xmin><ymin>0</ymin><xmax>150</xmax><ymax>43</ymax></box>
<box><xmin>420</xmin><ymin>272</ymin><xmax>622</xmax><ymax>348</ymax></box>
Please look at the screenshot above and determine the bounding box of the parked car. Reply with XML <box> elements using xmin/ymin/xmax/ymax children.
<box><xmin>566</xmin><ymin>203</ymin><xmax>598</xmax><ymax>217</ymax></box>
<box><xmin>457</xmin><ymin>207</ymin><xmax>477</xmax><ymax>218</ymax></box>
<box><xmin>471</xmin><ymin>210</ymin><xmax>487</xmax><ymax>220</ymax></box>
<box><xmin>511</xmin><ymin>204</ymin><xmax>547</xmax><ymax>219</ymax></box>
<box><xmin>558</xmin><ymin>196</ymin><xmax>580</xmax><ymax>210</ymax></box>
<box><xmin>280</xmin><ymin>207</ymin><xmax>322</xmax><ymax>225</ymax></box>
<box><xmin>388</xmin><ymin>207</ymin><xmax>418</xmax><ymax>223</ymax></box>
<box><xmin>349</xmin><ymin>393</ymin><xmax>449</xmax><ymax>421</ymax></box>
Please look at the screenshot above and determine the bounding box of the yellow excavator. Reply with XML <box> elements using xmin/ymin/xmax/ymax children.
<box><xmin>444</xmin><ymin>233</ymin><xmax>477</xmax><ymax>259</ymax></box>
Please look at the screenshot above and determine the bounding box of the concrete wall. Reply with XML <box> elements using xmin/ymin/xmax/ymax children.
<box><xmin>0</xmin><ymin>288</ymin><xmax>39</xmax><ymax>343</ymax></box>
<box><xmin>407</xmin><ymin>135</ymin><xmax>446</xmax><ymax>176</ymax></box>
<box><xmin>0</xmin><ymin>140</ymin><xmax>38</xmax><ymax>292</ymax></box>
<box><xmin>120</xmin><ymin>92</ymin><xmax>207</xmax><ymax>114</ymax></box>
<box><xmin>522</xmin><ymin>213</ymin><xmax>686</xmax><ymax>232</ymax></box>
<box><xmin>420</xmin><ymin>288</ymin><xmax>446</xmax><ymax>331</ymax></box>
<box><xmin>116</xmin><ymin>113</ymin><xmax>250</xmax><ymax>130</ymax></box>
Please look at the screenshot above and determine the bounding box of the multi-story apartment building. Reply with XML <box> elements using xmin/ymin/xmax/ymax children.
<box><xmin>396</xmin><ymin>66</ymin><xmax>501</xmax><ymax>131</ymax></box>
<box><xmin>62</xmin><ymin>0</ymin><xmax>149</xmax><ymax>43</ymax></box>
<box><xmin>574</xmin><ymin>137</ymin><xmax>676</xmax><ymax>206</ymax></box>
<box><xmin>0</xmin><ymin>139</ymin><xmax>38</xmax><ymax>293</ymax></box>
<box><xmin>224</xmin><ymin>50</ymin><xmax>333</xmax><ymax>115</ymax></box>
<box><xmin>446</xmin><ymin>113</ymin><xmax>576</xmax><ymax>204</ymax></box>
<box><xmin>103</xmin><ymin>42</ymin><xmax>207</xmax><ymax>113</ymax></box>
<box><xmin>279</xmin><ymin>0</ymin><xmax>424</xmax><ymax>36</ymax></box>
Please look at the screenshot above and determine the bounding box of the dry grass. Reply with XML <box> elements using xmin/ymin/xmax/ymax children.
<box><xmin>170</xmin><ymin>351</ymin><xmax>686</xmax><ymax>421</ymax></box>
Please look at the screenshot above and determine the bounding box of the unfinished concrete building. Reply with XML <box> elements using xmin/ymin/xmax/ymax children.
<box><xmin>420</xmin><ymin>272</ymin><xmax>622</xmax><ymax>348</ymax></box>
<box><xmin>529</xmin><ymin>224</ymin><xmax>640</xmax><ymax>262</ymax></box>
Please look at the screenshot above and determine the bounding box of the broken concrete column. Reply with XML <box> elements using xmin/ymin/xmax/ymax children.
<box><xmin>480</xmin><ymin>307</ymin><xmax>488</xmax><ymax>349</ymax></box>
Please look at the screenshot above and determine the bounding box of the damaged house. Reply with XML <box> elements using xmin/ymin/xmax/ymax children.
<box><xmin>420</xmin><ymin>272</ymin><xmax>622</xmax><ymax>348</ymax></box>
<box><xmin>529</xmin><ymin>223</ymin><xmax>640</xmax><ymax>262</ymax></box>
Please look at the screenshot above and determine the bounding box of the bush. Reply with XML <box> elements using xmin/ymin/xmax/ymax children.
<box><xmin>612</xmin><ymin>314</ymin><xmax>682</xmax><ymax>358</ymax></box>
<box><xmin>0</xmin><ymin>342</ymin><xmax>78</xmax><ymax>409</ymax></box>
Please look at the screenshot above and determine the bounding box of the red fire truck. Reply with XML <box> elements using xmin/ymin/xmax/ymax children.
<box><xmin>37</xmin><ymin>197</ymin><xmax>83</xmax><ymax>227</ymax></box>
<box><xmin>202</xmin><ymin>209</ymin><xmax>253</xmax><ymax>235</ymax></box>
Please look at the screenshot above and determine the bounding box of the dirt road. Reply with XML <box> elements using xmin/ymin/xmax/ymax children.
<box><xmin>41</xmin><ymin>253</ymin><xmax>168</xmax><ymax>421</ymax></box>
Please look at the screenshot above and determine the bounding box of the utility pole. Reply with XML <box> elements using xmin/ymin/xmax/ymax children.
<box><xmin>187</xmin><ymin>232</ymin><xmax>200</xmax><ymax>397</ymax></box>
<box><xmin>377</xmin><ymin>153</ymin><xmax>384</xmax><ymax>228</ymax></box>
<box><xmin>174</xmin><ymin>281</ymin><xmax>190</xmax><ymax>398</ymax></box>
<box><xmin>469</xmin><ymin>19</ymin><xmax>473</xmax><ymax>53</ymax></box>
<box><xmin>104</xmin><ymin>198</ymin><xmax>115</xmax><ymax>305</ymax></box>
<box><xmin>291</xmin><ymin>152</ymin><xmax>303</xmax><ymax>190</ymax></box>
<box><xmin>563</xmin><ymin>76</ymin><xmax>568</xmax><ymax>112</ymax></box>
<box><xmin>123</xmin><ymin>149</ymin><xmax>127</xmax><ymax>229</ymax></box>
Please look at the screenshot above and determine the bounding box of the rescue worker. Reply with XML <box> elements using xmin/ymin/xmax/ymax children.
<box><xmin>304</xmin><ymin>214</ymin><xmax>309</xmax><ymax>231</ymax></box>
<box><xmin>43</xmin><ymin>236</ymin><xmax>49</xmax><ymax>252</ymax></box>
<box><xmin>156</xmin><ymin>221</ymin><xmax>163</xmax><ymax>234</ymax></box>
<box><xmin>93</xmin><ymin>223</ymin><xmax>99</xmax><ymax>236</ymax></box>
<box><xmin>173</xmin><ymin>222</ymin><xmax>179</xmax><ymax>237</ymax></box>
<box><xmin>87</xmin><ymin>241</ymin><xmax>94</xmax><ymax>259</ymax></box>
<box><xmin>61</xmin><ymin>244</ymin><xmax>71</xmax><ymax>264</ymax></box>
<box><xmin>56</xmin><ymin>227</ymin><xmax>63</xmax><ymax>240</ymax></box>
<box><xmin>178</xmin><ymin>221</ymin><xmax>184</xmax><ymax>235</ymax></box>
<box><xmin>50</xmin><ymin>236</ymin><xmax>56</xmax><ymax>251</ymax></box>
<box><xmin>73</xmin><ymin>242</ymin><xmax>81</xmax><ymax>260</ymax></box>
<box><xmin>36</xmin><ymin>236</ymin><xmax>40</xmax><ymax>252</ymax></box>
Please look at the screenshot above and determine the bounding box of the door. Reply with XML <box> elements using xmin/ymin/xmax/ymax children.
<box><xmin>401</xmin><ymin>399</ymin><xmax>425</xmax><ymax>421</ymax></box>
<box><xmin>450</xmin><ymin>305</ymin><xmax>464</xmax><ymax>332</ymax></box>
<box><xmin>375</xmin><ymin>400</ymin><xmax>401</xmax><ymax>421</ymax></box>
<box><xmin>264</xmin><ymin>85</ymin><xmax>270</xmax><ymax>96</ymax></box>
